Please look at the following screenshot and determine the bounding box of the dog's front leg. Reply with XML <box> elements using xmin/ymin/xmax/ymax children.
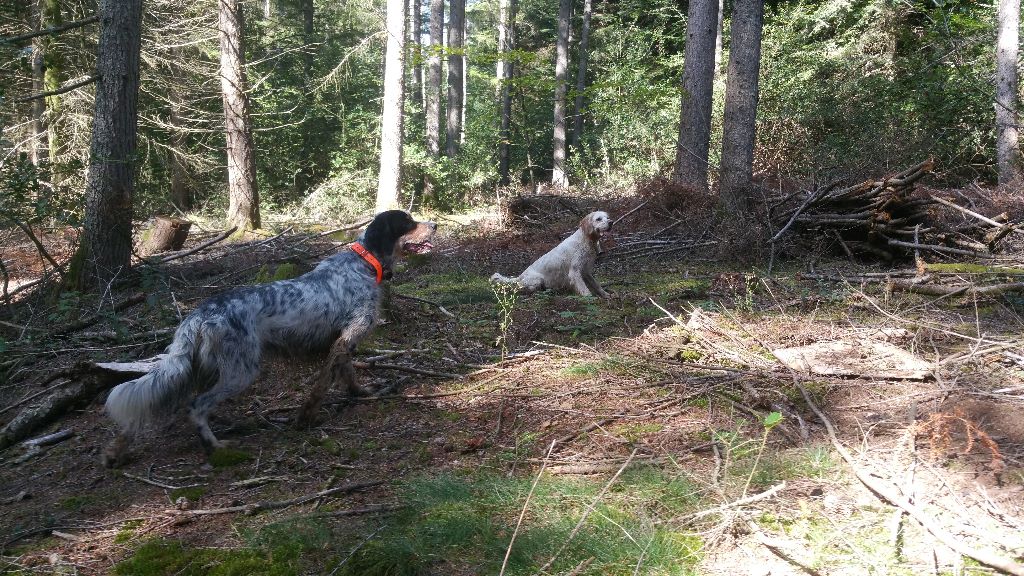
<box><xmin>297</xmin><ymin>336</ymin><xmax>369</xmax><ymax>426</ymax></box>
<box><xmin>583</xmin><ymin>272</ymin><xmax>610</xmax><ymax>298</ymax></box>
<box><xmin>568</xmin><ymin>269</ymin><xmax>594</xmax><ymax>297</ymax></box>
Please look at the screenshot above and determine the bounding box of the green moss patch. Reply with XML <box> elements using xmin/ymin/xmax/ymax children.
<box><xmin>208</xmin><ymin>448</ymin><xmax>253</xmax><ymax>468</ymax></box>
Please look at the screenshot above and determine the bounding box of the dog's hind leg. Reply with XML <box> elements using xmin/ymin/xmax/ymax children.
<box><xmin>101</xmin><ymin>431</ymin><xmax>135</xmax><ymax>468</ymax></box>
<box><xmin>297</xmin><ymin>319</ymin><xmax>374</xmax><ymax>426</ymax></box>
<box><xmin>189</xmin><ymin>335</ymin><xmax>260</xmax><ymax>453</ymax></box>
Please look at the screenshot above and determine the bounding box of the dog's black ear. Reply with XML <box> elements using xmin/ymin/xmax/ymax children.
<box><xmin>580</xmin><ymin>214</ymin><xmax>597</xmax><ymax>238</ymax></box>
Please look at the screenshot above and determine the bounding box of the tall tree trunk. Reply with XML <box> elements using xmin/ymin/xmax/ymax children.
<box><xmin>42</xmin><ymin>0</ymin><xmax>61</xmax><ymax>178</ymax></box>
<box><xmin>30</xmin><ymin>0</ymin><xmax>48</xmax><ymax>167</ymax></box>
<box><xmin>425</xmin><ymin>0</ymin><xmax>443</xmax><ymax>158</ymax></box>
<box><xmin>550</xmin><ymin>0</ymin><xmax>571</xmax><ymax>188</ymax></box>
<box><xmin>460</xmin><ymin>15</ymin><xmax>468</xmax><ymax>146</ymax></box>
<box><xmin>297</xmin><ymin>0</ymin><xmax>314</xmax><ymax>194</ymax></box>
<box><xmin>218</xmin><ymin>0</ymin><xmax>261</xmax><ymax>230</ymax></box>
<box><xmin>497</xmin><ymin>0</ymin><xmax>516</xmax><ymax>186</ymax></box>
<box><xmin>996</xmin><ymin>0</ymin><xmax>1021</xmax><ymax>186</ymax></box>
<box><xmin>714</xmin><ymin>0</ymin><xmax>724</xmax><ymax>76</ymax></box>
<box><xmin>673</xmin><ymin>0</ymin><xmax>719</xmax><ymax>192</ymax></box>
<box><xmin>73</xmin><ymin>0</ymin><xmax>143</xmax><ymax>289</ymax></box>
<box><xmin>445</xmin><ymin>0</ymin><xmax>465</xmax><ymax>157</ymax></box>
<box><xmin>376</xmin><ymin>0</ymin><xmax>408</xmax><ymax>212</ymax></box>
<box><xmin>719</xmin><ymin>0</ymin><xmax>764</xmax><ymax>216</ymax></box>
<box><xmin>570</xmin><ymin>0</ymin><xmax>592</xmax><ymax>150</ymax></box>
<box><xmin>168</xmin><ymin>48</ymin><xmax>191</xmax><ymax>211</ymax></box>
<box><xmin>423</xmin><ymin>0</ymin><xmax>443</xmax><ymax>204</ymax></box>
<box><xmin>410</xmin><ymin>0</ymin><xmax>423</xmax><ymax>110</ymax></box>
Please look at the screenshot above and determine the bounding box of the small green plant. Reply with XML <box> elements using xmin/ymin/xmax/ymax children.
<box><xmin>491</xmin><ymin>279</ymin><xmax>520</xmax><ymax>359</ymax></box>
<box><xmin>742</xmin><ymin>412</ymin><xmax>783</xmax><ymax>497</ymax></box>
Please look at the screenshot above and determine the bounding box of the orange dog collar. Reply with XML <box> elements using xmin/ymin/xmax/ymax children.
<box><xmin>350</xmin><ymin>242</ymin><xmax>383</xmax><ymax>284</ymax></box>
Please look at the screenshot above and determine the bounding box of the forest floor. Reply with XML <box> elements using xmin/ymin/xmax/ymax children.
<box><xmin>1</xmin><ymin>191</ymin><xmax>1024</xmax><ymax>575</ymax></box>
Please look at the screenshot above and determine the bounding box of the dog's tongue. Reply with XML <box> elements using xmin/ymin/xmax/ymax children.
<box><xmin>405</xmin><ymin>241</ymin><xmax>434</xmax><ymax>254</ymax></box>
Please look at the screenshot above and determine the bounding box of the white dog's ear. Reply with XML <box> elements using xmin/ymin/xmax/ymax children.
<box><xmin>580</xmin><ymin>214</ymin><xmax>597</xmax><ymax>238</ymax></box>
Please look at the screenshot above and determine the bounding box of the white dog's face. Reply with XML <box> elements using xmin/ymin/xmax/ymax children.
<box><xmin>580</xmin><ymin>211</ymin><xmax>612</xmax><ymax>239</ymax></box>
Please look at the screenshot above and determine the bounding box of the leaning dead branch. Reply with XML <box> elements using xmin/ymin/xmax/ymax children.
<box><xmin>179</xmin><ymin>480</ymin><xmax>383</xmax><ymax>516</ymax></box>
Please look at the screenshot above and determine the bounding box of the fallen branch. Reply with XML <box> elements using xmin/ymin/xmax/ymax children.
<box><xmin>794</xmin><ymin>377</ymin><xmax>1024</xmax><ymax>576</ymax></box>
<box><xmin>670</xmin><ymin>481</ymin><xmax>787</xmax><ymax>524</ymax></box>
<box><xmin>392</xmin><ymin>293</ymin><xmax>455</xmax><ymax>318</ymax></box>
<box><xmin>144</xmin><ymin>227</ymin><xmax>237</xmax><ymax>265</ymax></box>
<box><xmin>180</xmin><ymin>480</ymin><xmax>383</xmax><ymax>516</ymax></box>
<box><xmin>52</xmin><ymin>292</ymin><xmax>147</xmax><ymax>336</ymax></box>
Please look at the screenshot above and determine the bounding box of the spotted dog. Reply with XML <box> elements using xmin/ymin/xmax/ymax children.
<box><xmin>103</xmin><ymin>210</ymin><xmax>436</xmax><ymax>466</ymax></box>
<box><xmin>491</xmin><ymin>211</ymin><xmax>612</xmax><ymax>298</ymax></box>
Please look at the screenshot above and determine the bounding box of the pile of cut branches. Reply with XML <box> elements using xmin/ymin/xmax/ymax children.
<box><xmin>771</xmin><ymin>159</ymin><xmax>1021</xmax><ymax>261</ymax></box>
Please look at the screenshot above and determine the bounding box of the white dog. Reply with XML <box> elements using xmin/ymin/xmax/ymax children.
<box><xmin>491</xmin><ymin>211</ymin><xmax>612</xmax><ymax>298</ymax></box>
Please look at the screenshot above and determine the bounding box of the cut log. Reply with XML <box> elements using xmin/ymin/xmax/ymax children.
<box><xmin>139</xmin><ymin>216</ymin><xmax>192</xmax><ymax>256</ymax></box>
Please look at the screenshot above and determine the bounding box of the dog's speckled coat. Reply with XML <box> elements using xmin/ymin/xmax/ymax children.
<box><xmin>103</xmin><ymin>210</ymin><xmax>435</xmax><ymax>466</ymax></box>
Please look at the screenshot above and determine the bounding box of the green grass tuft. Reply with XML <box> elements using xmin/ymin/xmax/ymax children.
<box><xmin>337</xmin><ymin>470</ymin><xmax>703</xmax><ymax>576</ymax></box>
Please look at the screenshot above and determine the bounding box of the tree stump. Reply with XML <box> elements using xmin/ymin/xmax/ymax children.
<box><xmin>140</xmin><ymin>216</ymin><xmax>192</xmax><ymax>256</ymax></box>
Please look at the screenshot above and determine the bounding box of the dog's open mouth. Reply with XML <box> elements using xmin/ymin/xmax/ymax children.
<box><xmin>403</xmin><ymin>240</ymin><xmax>434</xmax><ymax>254</ymax></box>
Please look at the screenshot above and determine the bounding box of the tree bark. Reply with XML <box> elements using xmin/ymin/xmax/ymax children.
<box><xmin>497</xmin><ymin>0</ymin><xmax>517</xmax><ymax>186</ymax></box>
<box><xmin>42</xmin><ymin>0</ymin><xmax>62</xmax><ymax>177</ymax></box>
<box><xmin>376</xmin><ymin>0</ymin><xmax>408</xmax><ymax>212</ymax></box>
<box><xmin>425</xmin><ymin>0</ymin><xmax>443</xmax><ymax>158</ymax></box>
<box><xmin>168</xmin><ymin>47</ymin><xmax>191</xmax><ymax>211</ymax></box>
<box><xmin>460</xmin><ymin>15</ymin><xmax>468</xmax><ymax>146</ymax></box>
<box><xmin>74</xmin><ymin>0</ymin><xmax>143</xmax><ymax>288</ymax></box>
<box><xmin>570</xmin><ymin>0</ymin><xmax>592</xmax><ymax>150</ymax></box>
<box><xmin>673</xmin><ymin>0</ymin><xmax>719</xmax><ymax>192</ymax></box>
<box><xmin>550</xmin><ymin>0</ymin><xmax>572</xmax><ymax>189</ymax></box>
<box><xmin>296</xmin><ymin>0</ymin><xmax>315</xmax><ymax>195</ymax></box>
<box><xmin>30</xmin><ymin>0</ymin><xmax>48</xmax><ymax>167</ymax></box>
<box><xmin>445</xmin><ymin>0</ymin><xmax>465</xmax><ymax>158</ymax></box>
<box><xmin>410</xmin><ymin>0</ymin><xmax>423</xmax><ymax>110</ymax></box>
<box><xmin>996</xmin><ymin>0</ymin><xmax>1022</xmax><ymax>186</ymax></box>
<box><xmin>719</xmin><ymin>0</ymin><xmax>764</xmax><ymax>216</ymax></box>
<box><xmin>219</xmin><ymin>0</ymin><xmax>261</xmax><ymax>230</ymax></box>
<box><xmin>714</xmin><ymin>0</ymin><xmax>724</xmax><ymax>76</ymax></box>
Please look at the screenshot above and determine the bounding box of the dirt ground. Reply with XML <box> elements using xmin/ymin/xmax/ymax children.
<box><xmin>1</xmin><ymin>194</ymin><xmax>1024</xmax><ymax>575</ymax></box>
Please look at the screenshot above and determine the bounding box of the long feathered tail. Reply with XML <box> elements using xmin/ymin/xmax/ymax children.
<box><xmin>104</xmin><ymin>315</ymin><xmax>203</xmax><ymax>434</ymax></box>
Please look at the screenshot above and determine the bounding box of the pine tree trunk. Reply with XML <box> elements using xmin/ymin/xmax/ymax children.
<box><xmin>714</xmin><ymin>0</ymin><xmax>724</xmax><ymax>76</ymax></box>
<box><xmin>550</xmin><ymin>0</ymin><xmax>572</xmax><ymax>189</ymax></box>
<box><xmin>460</xmin><ymin>15</ymin><xmax>468</xmax><ymax>146</ymax></box>
<box><xmin>376</xmin><ymin>0</ymin><xmax>408</xmax><ymax>212</ymax></box>
<box><xmin>673</xmin><ymin>0</ymin><xmax>719</xmax><ymax>192</ymax></box>
<box><xmin>719</xmin><ymin>0</ymin><xmax>764</xmax><ymax>216</ymax></box>
<box><xmin>570</xmin><ymin>0</ymin><xmax>592</xmax><ymax>150</ymax></box>
<box><xmin>297</xmin><ymin>0</ymin><xmax>314</xmax><ymax>195</ymax></box>
<box><xmin>425</xmin><ymin>0</ymin><xmax>443</xmax><ymax>158</ymax></box>
<box><xmin>497</xmin><ymin>0</ymin><xmax>517</xmax><ymax>186</ymax></box>
<box><xmin>410</xmin><ymin>0</ymin><xmax>423</xmax><ymax>110</ymax></box>
<box><xmin>219</xmin><ymin>0</ymin><xmax>261</xmax><ymax>230</ymax></box>
<box><xmin>73</xmin><ymin>0</ymin><xmax>143</xmax><ymax>288</ymax></box>
<box><xmin>445</xmin><ymin>0</ymin><xmax>465</xmax><ymax>158</ymax></box>
<box><xmin>996</xmin><ymin>0</ymin><xmax>1021</xmax><ymax>186</ymax></box>
<box><xmin>30</xmin><ymin>0</ymin><xmax>48</xmax><ymax>167</ymax></box>
<box><xmin>167</xmin><ymin>46</ymin><xmax>191</xmax><ymax>211</ymax></box>
<box><xmin>42</xmin><ymin>0</ymin><xmax>61</xmax><ymax>179</ymax></box>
